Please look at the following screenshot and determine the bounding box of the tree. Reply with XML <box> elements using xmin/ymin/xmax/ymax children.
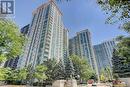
<box><xmin>26</xmin><ymin>64</ymin><xmax>34</xmax><ymax>84</ymax></box>
<box><xmin>113</xmin><ymin>74</ymin><xmax>119</xmax><ymax>80</ymax></box>
<box><xmin>112</xmin><ymin>48</ymin><xmax>130</xmax><ymax>78</ymax></box>
<box><xmin>111</xmin><ymin>35</ymin><xmax>130</xmax><ymax>78</ymax></box>
<box><xmin>100</xmin><ymin>73</ymin><xmax>106</xmax><ymax>82</ymax></box>
<box><xmin>100</xmin><ymin>67</ymin><xmax>112</xmax><ymax>82</ymax></box>
<box><xmin>70</xmin><ymin>55</ymin><xmax>94</xmax><ymax>81</ymax></box>
<box><xmin>116</xmin><ymin>37</ymin><xmax>130</xmax><ymax>63</ymax></box>
<box><xmin>5</xmin><ymin>69</ymin><xmax>20</xmax><ymax>84</ymax></box>
<box><xmin>43</xmin><ymin>59</ymin><xmax>65</xmax><ymax>81</ymax></box>
<box><xmin>121</xmin><ymin>22</ymin><xmax>130</xmax><ymax>33</ymax></box>
<box><xmin>64</xmin><ymin>57</ymin><xmax>75</xmax><ymax>79</ymax></box>
<box><xmin>105</xmin><ymin>66</ymin><xmax>112</xmax><ymax>81</ymax></box>
<box><xmin>89</xmin><ymin>73</ymin><xmax>98</xmax><ymax>81</ymax></box>
<box><xmin>0</xmin><ymin>19</ymin><xmax>25</xmax><ymax>64</ymax></box>
<box><xmin>0</xmin><ymin>67</ymin><xmax>18</xmax><ymax>84</ymax></box>
<box><xmin>0</xmin><ymin>67</ymin><xmax>18</xmax><ymax>81</ymax></box>
<box><xmin>33</xmin><ymin>65</ymin><xmax>47</xmax><ymax>85</ymax></box>
<box><xmin>97</xmin><ymin>0</ymin><xmax>130</xmax><ymax>32</ymax></box>
<box><xmin>0</xmin><ymin>67</ymin><xmax>11</xmax><ymax>80</ymax></box>
<box><xmin>0</xmin><ymin>68</ymin><xmax>28</xmax><ymax>84</ymax></box>
<box><xmin>53</xmin><ymin>60</ymin><xmax>66</xmax><ymax>80</ymax></box>
<box><xmin>17</xmin><ymin>68</ymin><xmax>28</xmax><ymax>82</ymax></box>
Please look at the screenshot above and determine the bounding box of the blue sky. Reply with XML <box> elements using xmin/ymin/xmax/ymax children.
<box><xmin>14</xmin><ymin>0</ymin><xmax>128</xmax><ymax>45</ymax></box>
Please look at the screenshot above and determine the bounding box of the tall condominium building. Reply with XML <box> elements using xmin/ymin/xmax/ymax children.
<box><xmin>69</xmin><ymin>36</ymin><xmax>80</xmax><ymax>56</ymax></box>
<box><xmin>69</xmin><ymin>29</ymin><xmax>99</xmax><ymax>75</ymax></box>
<box><xmin>18</xmin><ymin>0</ymin><xmax>68</xmax><ymax>69</ymax></box>
<box><xmin>94</xmin><ymin>40</ymin><xmax>116</xmax><ymax>74</ymax></box>
<box><xmin>4</xmin><ymin>24</ymin><xmax>29</xmax><ymax>69</ymax></box>
<box><xmin>20</xmin><ymin>24</ymin><xmax>30</xmax><ymax>36</ymax></box>
<box><xmin>63</xmin><ymin>28</ymin><xmax>74</xmax><ymax>76</ymax></box>
<box><xmin>63</xmin><ymin>29</ymin><xmax>69</xmax><ymax>65</ymax></box>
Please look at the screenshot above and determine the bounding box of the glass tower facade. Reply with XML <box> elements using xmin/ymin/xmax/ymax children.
<box><xmin>18</xmin><ymin>0</ymin><xmax>68</xmax><ymax>69</ymax></box>
<box><xmin>63</xmin><ymin>29</ymin><xmax>69</xmax><ymax>65</ymax></box>
<box><xmin>94</xmin><ymin>40</ymin><xmax>116</xmax><ymax>74</ymax></box>
<box><xmin>69</xmin><ymin>29</ymin><xmax>99</xmax><ymax>76</ymax></box>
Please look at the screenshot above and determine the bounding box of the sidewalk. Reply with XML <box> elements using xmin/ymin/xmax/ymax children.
<box><xmin>78</xmin><ymin>83</ymin><xmax>112</xmax><ymax>87</ymax></box>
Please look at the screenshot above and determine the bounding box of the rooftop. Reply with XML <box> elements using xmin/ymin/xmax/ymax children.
<box><xmin>32</xmin><ymin>0</ymin><xmax>62</xmax><ymax>15</ymax></box>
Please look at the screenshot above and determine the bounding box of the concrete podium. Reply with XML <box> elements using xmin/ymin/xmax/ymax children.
<box><xmin>52</xmin><ymin>79</ymin><xmax>77</xmax><ymax>87</ymax></box>
<box><xmin>66</xmin><ymin>79</ymin><xmax>77</xmax><ymax>87</ymax></box>
<box><xmin>52</xmin><ymin>80</ymin><xmax>65</xmax><ymax>87</ymax></box>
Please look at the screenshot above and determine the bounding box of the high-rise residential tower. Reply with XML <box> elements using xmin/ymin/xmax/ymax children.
<box><xmin>69</xmin><ymin>29</ymin><xmax>99</xmax><ymax>76</ymax></box>
<box><xmin>63</xmin><ymin>29</ymin><xmax>75</xmax><ymax>77</ymax></box>
<box><xmin>18</xmin><ymin>0</ymin><xmax>67</xmax><ymax>68</ymax></box>
<box><xmin>63</xmin><ymin>29</ymin><xmax>69</xmax><ymax>65</ymax></box>
<box><xmin>20</xmin><ymin>24</ymin><xmax>30</xmax><ymax>36</ymax></box>
<box><xmin>94</xmin><ymin>40</ymin><xmax>116</xmax><ymax>76</ymax></box>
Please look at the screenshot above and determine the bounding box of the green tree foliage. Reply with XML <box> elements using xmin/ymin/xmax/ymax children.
<box><xmin>0</xmin><ymin>67</ymin><xmax>27</xmax><ymax>81</ymax></box>
<box><xmin>100</xmin><ymin>69</ymin><xmax>106</xmax><ymax>82</ymax></box>
<box><xmin>0</xmin><ymin>67</ymin><xmax>28</xmax><ymax>84</ymax></box>
<box><xmin>17</xmin><ymin>68</ymin><xmax>28</xmax><ymax>81</ymax></box>
<box><xmin>52</xmin><ymin>60</ymin><xmax>65</xmax><ymax>80</ymax></box>
<box><xmin>112</xmin><ymin>49</ymin><xmax>127</xmax><ymax>77</ymax></box>
<box><xmin>0</xmin><ymin>65</ymin><xmax>47</xmax><ymax>84</ymax></box>
<box><xmin>33</xmin><ymin>65</ymin><xmax>47</xmax><ymax>82</ymax></box>
<box><xmin>113</xmin><ymin>74</ymin><xmax>119</xmax><ymax>80</ymax></box>
<box><xmin>43</xmin><ymin>59</ymin><xmax>65</xmax><ymax>81</ymax></box>
<box><xmin>70</xmin><ymin>55</ymin><xmax>94</xmax><ymax>80</ymax></box>
<box><xmin>112</xmin><ymin>37</ymin><xmax>130</xmax><ymax>77</ymax></box>
<box><xmin>10</xmin><ymin>68</ymin><xmax>28</xmax><ymax>81</ymax></box>
<box><xmin>0</xmin><ymin>19</ymin><xmax>25</xmax><ymax>64</ymax></box>
<box><xmin>64</xmin><ymin>58</ymin><xmax>75</xmax><ymax>79</ymax></box>
<box><xmin>105</xmin><ymin>67</ymin><xmax>112</xmax><ymax>80</ymax></box>
<box><xmin>97</xmin><ymin>0</ymin><xmax>130</xmax><ymax>32</ymax></box>
<box><xmin>100</xmin><ymin>67</ymin><xmax>112</xmax><ymax>82</ymax></box>
<box><xmin>89</xmin><ymin>73</ymin><xmax>98</xmax><ymax>81</ymax></box>
<box><xmin>116</xmin><ymin>37</ymin><xmax>130</xmax><ymax>63</ymax></box>
<box><xmin>0</xmin><ymin>67</ymin><xmax>18</xmax><ymax>81</ymax></box>
<box><xmin>0</xmin><ymin>67</ymin><xmax>11</xmax><ymax>80</ymax></box>
<box><xmin>97</xmin><ymin>0</ymin><xmax>130</xmax><ymax>21</ymax></box>
<box><xmin>121</xmin><ymin>22</ymin><xmax>130</xmax><ymax>33</ymax></box>
<box><xmin>8</xmin><ymin>69</ymin><xmax>19</xmax><ymax>81</ymax></box>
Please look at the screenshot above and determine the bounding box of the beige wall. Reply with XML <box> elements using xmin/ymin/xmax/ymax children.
<box><xmin>52</xmin><ymin>80</ymin><xmax>78</xmax><ymax>87</ymax></box>
<box><xmin>52</xmin><ymin>80</ymin><xmax>65</xmax><ymax>87</ymax></box>
<box><xmin>119</xmin><ymin>78</ymin><xmax>130</xmax><ymax>87</ymax></box>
